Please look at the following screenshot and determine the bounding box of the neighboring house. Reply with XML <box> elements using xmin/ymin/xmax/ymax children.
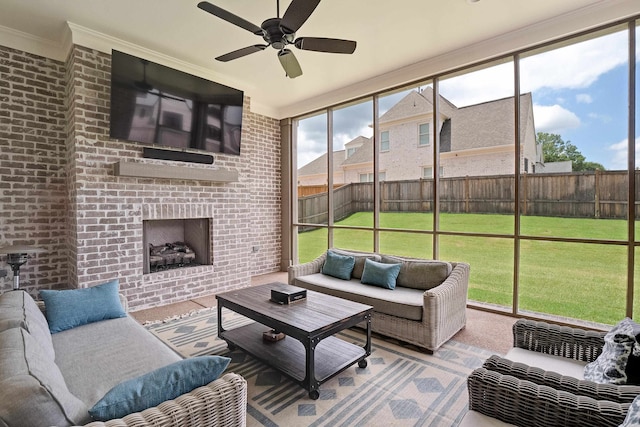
<box><xmin>298</xmin><ymin>89</ymin><xmax>567</xmax><ymax>186</ymax></box>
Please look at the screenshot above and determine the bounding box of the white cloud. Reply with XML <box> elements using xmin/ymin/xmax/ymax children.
<box><xmin>576</xmin><ymin>93</ymin><xmax>593</xmax><ymax>104</ymax></box>
<box><xmin>439</xmin><ymin>30</ymin><xmax>627</xmax><ymax>107</ymax></box>
<box><xmin>533</xmin><ymin>104</ymin><xmax>580</xmax><ymax>133</ymax></box>
<box><xmin>520</xmin><ymin>31</ymin><xmax>627</xmax><ymax>92</ymax></box>
<box><xmin>608</xmin><ymin>137</ymin><xmax>640</xmax><ymax>170</ymax></box>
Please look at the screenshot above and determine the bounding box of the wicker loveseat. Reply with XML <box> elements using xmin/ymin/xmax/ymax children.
<box><xmin>288</xmin><ymin>249</ymin><xmax>469</xmax><ymax>353</ymax></box>
<box><xmin>0</xmin><ymin>288</ymin><xmax>247</xmax><ymax>427</ymax></box>
<box><xmin>460</xmin><ymin>319</ymin><xmax>640</xmax><ymax>426</ymax></box>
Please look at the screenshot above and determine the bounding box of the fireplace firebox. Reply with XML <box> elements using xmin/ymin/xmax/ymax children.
<box><xmin>143</xmin><ymin>219</ymin><xmax>210</xmax><ymax>274</ymax></box>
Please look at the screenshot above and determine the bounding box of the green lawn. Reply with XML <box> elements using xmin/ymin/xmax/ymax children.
<box><xmin>298</xmin><ymin>212</ymin><xmax>633</xmax><ymax>325</ymax></box>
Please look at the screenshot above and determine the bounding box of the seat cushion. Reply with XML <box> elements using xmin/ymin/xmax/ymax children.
<box><xmin>294</xmin><ymin>273</ymin><xmax>423</xmax><ymax>321</ymax></box>
<box><xmin>505</xmin><ymin>347</ymin><xmax>587</xmax><ymax>379</ymax></box>
<box><xmin>459</xmin><ymin>410</ymin><xmax>517</xmax><ymax>427</ymax></box>
<box><xmin>0</xmin><ymin>290</ymin><xmax>55</xmax><ymax>359</ymax></box>
<box><xmin>52</xmin><ymin>316</ymin><xmax>182</xmax><ymax>408</ymax></box>
<box><xmin>0</xmin><ymin>327</ymin><xmax>89</xmax><ymax>427</ymax></box>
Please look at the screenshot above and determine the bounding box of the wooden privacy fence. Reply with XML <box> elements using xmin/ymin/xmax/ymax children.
<box><xmin>297</xmin><ymin>170</ymin><xmax>639</xmax><ymax>225</ymax></box>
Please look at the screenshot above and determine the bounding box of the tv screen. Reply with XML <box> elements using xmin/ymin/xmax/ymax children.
<box><xmin>110</xmin><ymin>50</ymin><xmax>244</xmax><ymax>155</ymax></box>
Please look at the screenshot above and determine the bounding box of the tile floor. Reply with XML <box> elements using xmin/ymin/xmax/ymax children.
<box><xmin>130</xmin><ymin>271</ymin><xmax>516</xmax><ymax>355</ymax></box>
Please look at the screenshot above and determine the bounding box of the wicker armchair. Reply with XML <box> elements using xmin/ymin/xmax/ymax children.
<box><xmin>496</xmin><ymin>319</ymin><xmax>640</xmax><ymax>403</ymax></box>
<box><xmin>463</xmin><ymin>368</ymin><xmax>630</xmax><ymax>427</ymax></box>
<box><xmin>460</xmin><ymin>319</ymin><xmax>640</xmax><ymax>426</ymax></box>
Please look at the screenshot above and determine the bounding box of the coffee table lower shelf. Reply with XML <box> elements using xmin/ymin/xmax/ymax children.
<box><xmin>220</xmin><ymin>322</ymin><xmax>367</xmax><ymax>398</ymax></box>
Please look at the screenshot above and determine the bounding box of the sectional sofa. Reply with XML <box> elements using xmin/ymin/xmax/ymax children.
<box><xmin>0</xmin><ymin>284</ymin><xmax>247</xmax><ymax>427</ymax></box>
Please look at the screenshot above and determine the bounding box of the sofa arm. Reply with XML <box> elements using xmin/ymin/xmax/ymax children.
<box><xmin>467</xmin><ymin>368</ymin><xmax>629</xmax><ymax>427</ymax></box>
<box><xmin>423</xmin><ymin>262</ymin><xmax>469</xmax><ymax>323</ymax></box>
<box><xmin>82</xmin><ymin>373</ymin><xmax>247</xmax><ymax>427</ymax></box>
<box><xmin>483</xmin><ymin>354</ymin><xmax>640</xmax><ymax>404</ymax></box>
<box><xmin>420</xmin><ymin>262</ymin><xmax>469</xmax><ymax>349</ymax></box>
<box><xmin>288</xmin><ymin>252</ymin><xmax>327</xmax><ymax>285</ymax></box>
<box><xmin>513</xmin><ymin>319</ymin><xmax>606</xmax><ymax>363</ymax></box>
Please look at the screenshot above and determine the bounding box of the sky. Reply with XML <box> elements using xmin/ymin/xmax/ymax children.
<box><xmin>297</xmin><ymin>27</ymin><xmax>640</xmax><ymax>171</ymax></box>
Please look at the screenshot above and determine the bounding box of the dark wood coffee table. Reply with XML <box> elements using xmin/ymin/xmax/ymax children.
<box><xmin>216</xmin><ymin>282</ymin><xmax>373</xmax><ymax>399</ymax></box>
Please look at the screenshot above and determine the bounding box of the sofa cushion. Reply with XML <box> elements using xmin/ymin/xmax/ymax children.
<box><xmin>52</xmin><ymin>316</ymin><xmax>182</xmax><ymax>408</ymax></box>
<box><xmin>40</xmin><ymin>279</ymin><xmax>127</xmax><ymax>333</ymax></box>
<box><xmin>361</xmin><ymin>258</ymin><xmax>401</xmax><ymax>289</ymax></box>
<box><xmin>321</xmin><ymin>250</ymin><xmax>355</xmax><ymax>280</ymax></box>
<box><xmin>294</xmin><ymin>273</ymin><xmax>423</xmax><ymax>321</ymax></box>
<box><xmin>89</xmin><ymin>355</ymin><xmax>231</xmax><ymax>421</ymax></box>
<box><xmin>584</xmin><ymin>317</ymin><xmax>636</xmax><ymax>384</ymax></box>
<box><xmin>0</xmin><ymin>290</ymin><xmax>55</xmax><ymax>359</ymax></box>
<box><xmin>0</xmin><ymin>327</ymin><xmax>89</xmax><ymax>427</ymax></box>
<box><xmin>380</xmin><ymin>255</ymin><xmax>452</xmax><ymax>290</ymax></box>
<box><xmin>505</xmin><ymin>347</ymin><xmax>587</xmax><ymax>380</ymax></box>
<box><xmin>331</xmin><ymin>249</ymin><xmax>381</xmax><ymax>279</ymax></box>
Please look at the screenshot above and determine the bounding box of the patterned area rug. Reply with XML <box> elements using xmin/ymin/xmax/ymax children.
<box><xmin>145</xmin><ymin>308</ymin><xmax>495</xmax><ymax>427</ymax></box>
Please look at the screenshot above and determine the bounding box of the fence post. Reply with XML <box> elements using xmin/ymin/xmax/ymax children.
<box><xmin>464</xmin><ymin>176</ymin><xmax>469</xmax><ymax>213</ymax></box>
<box><xmin>522</xmin><ymin>173</ymin><xmax>527</xmax><ymax>216</ymax></box>
<box><xmin>594</xmin><ymin>169</ymin><xmax>600</xmax><ymax>219</ymax></box>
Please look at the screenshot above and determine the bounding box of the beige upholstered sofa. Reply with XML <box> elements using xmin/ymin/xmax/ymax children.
<box><xmin>0</xmin><ymin>289</ymin><xmax>247</xmax><ymax>427</ymax></box>
<box><xmin>288</xmin><ymin>249</ymin><xmax>470</xmax><ymax>353</ymax></box>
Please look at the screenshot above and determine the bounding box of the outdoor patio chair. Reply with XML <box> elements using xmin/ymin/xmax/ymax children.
<box><xmin>460</xmin><ymin>319</ymin><xmax>640</xmax><ymax>426</ymax></box>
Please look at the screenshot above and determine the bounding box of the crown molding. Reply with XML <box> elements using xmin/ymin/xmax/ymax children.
<box><xmin>0</xmin><ymin>24</ymin><xmax>67</xmax><ymax>61</ymax></box>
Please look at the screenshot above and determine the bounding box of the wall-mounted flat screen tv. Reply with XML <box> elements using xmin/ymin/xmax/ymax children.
<box><xmin>110</xmin><ymin>50</ymin><xmax>244</xmax><ymax>155</ymax></box>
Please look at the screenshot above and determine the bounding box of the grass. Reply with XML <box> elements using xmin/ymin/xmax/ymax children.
<box><xmin>298</xmin><ymin>212</ymin><xmax>632</xmax><ymax>325</ymax></box>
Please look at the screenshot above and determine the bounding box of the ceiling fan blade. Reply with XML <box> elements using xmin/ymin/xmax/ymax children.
<box><xmin>280</xmin><ymin>0</ymin><xmax>320</xmax><ymax>34</ymax></box>
<box><xmin>294</xmin><ymin>37</ymin><xmax>357</xmax><ymax>54</ymax></box>
<box><xmin>215</xmin><ymin>45</ymin><xmax>268</xmax><ymax>62</ymax></box>
<box><xmin>278</xmin><ymin>49</ymin><xmax>303</xmax><ymax>78</ymax></box>
<box><xmin>197</xmin><ymin>1</ymin><xmax>263</xmax><ymax>35</ymax></box>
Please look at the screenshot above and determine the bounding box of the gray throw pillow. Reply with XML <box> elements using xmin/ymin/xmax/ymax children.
<box><xmin>380</xmin><ymin>255</ymin><xmax>452</xmax><ymax>290</ymax></box>
<box><xmin>584</xmin><ymin>317</ymin><xmax>636</xmax><ymax>384</ymax></box>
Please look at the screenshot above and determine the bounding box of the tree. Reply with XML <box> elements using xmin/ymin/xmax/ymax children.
<box><xmin>537</xmin><ymin>132</ymin><xmax>605</xmax><ymax>171</ymax></box>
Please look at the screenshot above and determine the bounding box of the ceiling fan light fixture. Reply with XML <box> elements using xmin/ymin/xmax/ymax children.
<box><xmin>198</xmin><ymin>0</ymin><xmax>356</xmax><ymax>78</ymax></box>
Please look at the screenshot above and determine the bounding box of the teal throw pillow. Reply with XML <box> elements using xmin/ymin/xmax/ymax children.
<box><xmin>40</xmin><ymin>279</ymin><xmax>126</xmax><ymax>333</ymax></box>
<box><xmin>321</xmin><ymin>250</ymin><xmax>356</xmax><ymax>280</ymax></box>
<box><xmin>361</xmin><ymin>258</ymin><xmax>401</xmax><ymax>289</ymax></box>
<box><xmin>89</xmin><ymin>356</ymin><xmax>231</xmax><ymax>421</ymax></box>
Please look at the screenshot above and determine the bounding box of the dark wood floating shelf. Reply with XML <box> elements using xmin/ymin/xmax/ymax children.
<box><xmin>114</xmin><ymin>160</ymin><xmax>238</xmax><ymax>182</ymax></box>
<box><xmin>220</xmin><ymin>322</ymin><xmax>365</xmax><ymax>382</ymax></box>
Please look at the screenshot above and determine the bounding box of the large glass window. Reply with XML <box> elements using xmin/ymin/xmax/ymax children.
<box><xmin>438</xmin><ymin>59</ymin><xmax>515</xmax><ymax>237</ymax></box>
<box><xmin>292</xmin><ymin>18</ymin><xmax>639</xmax><ymax>327</ymax></box>
<box><xmin>519</xmin><ymin>27</ymin><xmax>629</xmax><ymax>240</ymax></box>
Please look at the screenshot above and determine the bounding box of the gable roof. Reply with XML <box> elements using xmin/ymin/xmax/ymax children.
<box><xmin>380</xmin><ymin>89</ymin><xmax>457</xmax><ymax>124</ymax></box>
<box><xmin>298</xmin><ymin>150</ymin><xmax>347</xmax><ymax>176</ymax></box>
<box><xmin>450</xmin><ymin>92</ymin><xmax>533</xmax><ymax>151</ymax></box>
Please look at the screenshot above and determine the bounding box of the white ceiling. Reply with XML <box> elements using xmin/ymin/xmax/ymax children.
<box><xmin>0</xmin><ymin>0</ymin><xmax>638</xmax><ymax>118</ymax></box>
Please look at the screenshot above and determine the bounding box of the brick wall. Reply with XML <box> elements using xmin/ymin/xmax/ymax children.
<box><xmin>1</xmin><ymin>43</ymin><xmax>283</xmax><ymax>310</ymax></box>
<box><xmin>0</xmin><ymin>45</ymin><xmax>68</xmax><ymax>292</ymax></box>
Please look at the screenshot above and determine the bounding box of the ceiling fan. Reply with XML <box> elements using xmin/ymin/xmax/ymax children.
<box><xmin>197</xmin><ymin>0</ymin><xmax>357</xmax><ymax>78</ymax></box>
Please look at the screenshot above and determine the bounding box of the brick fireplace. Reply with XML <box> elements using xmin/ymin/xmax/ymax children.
<box><xmin>0</xmin><ymin>41</ymin><xmax>283</xmax><ymax>310</ymax></box>
<box><xmin>143</xmin><ymin>218</ymin><xmax>210</xmax><ymax>274</ymax></box>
